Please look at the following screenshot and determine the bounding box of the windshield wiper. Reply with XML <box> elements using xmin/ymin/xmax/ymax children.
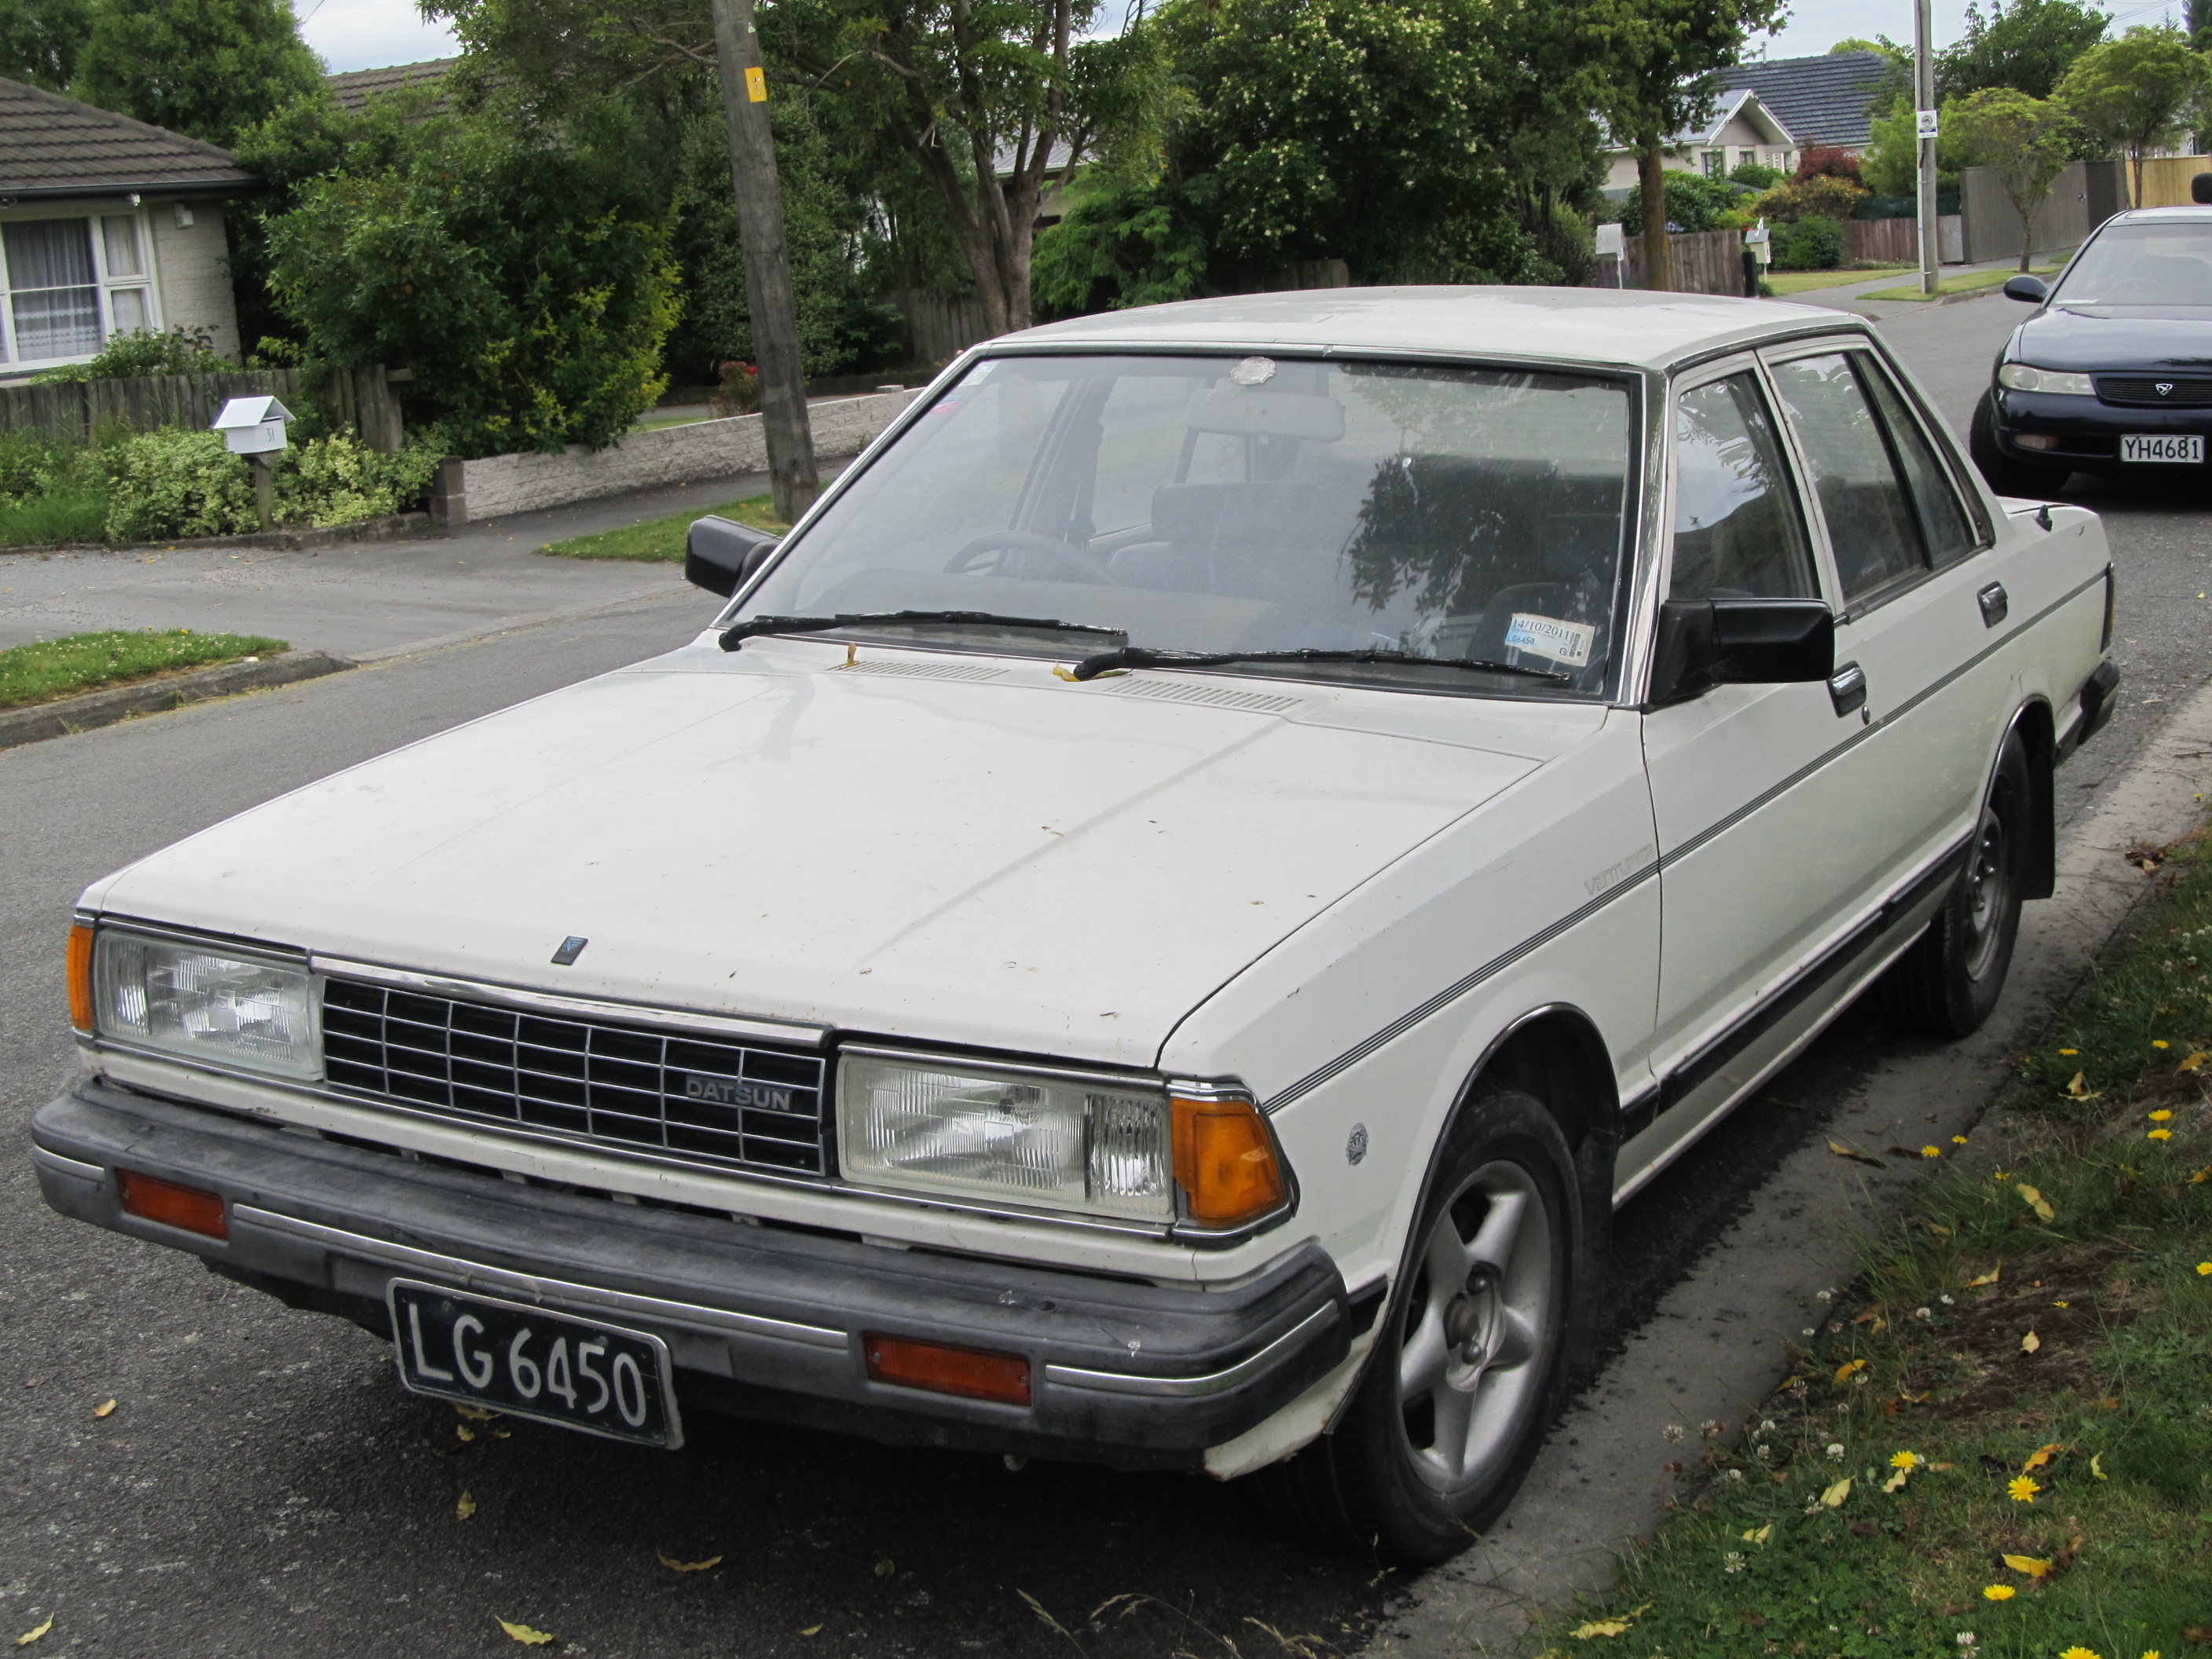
<box><xmin>1067</xmin><ymin>646</ymin><xmax>1574</xmax><ymax>684</ymax></box>
<box><xmin>720</xmin><ymin>611</ymin><xmax>1126</xmax><ymax>652</ymax></box>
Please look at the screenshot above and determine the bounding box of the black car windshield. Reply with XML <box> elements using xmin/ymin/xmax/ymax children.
<box><xmin>2051</xmin><ymin>221</ymin><xmax>2212</xmax><ymax>306</ymax></box>
<box><xmin>734</xmin><ymin>353</ymin><xmax>1635</xmax><ymax>696</ymax></box>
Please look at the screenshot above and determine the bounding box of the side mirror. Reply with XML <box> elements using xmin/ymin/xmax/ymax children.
<box><xmin>2002</xmin><ymin>274</ymin><xmax>2049</xmax><ymax>304</ymax></box>
<box><xmin>2192</xmin><ymin>171</ymin><xmax>2212</xmax><ymax>204</ymax></box>
<box><xmin>685</xmin><ymin>516</ymin><xmax>781</xmax><ymax>598</ymax></box>
<box><xmin>1648</xmin><ymin>598</ymin><xmax>1835</xmax><ymax>707</ymax></box>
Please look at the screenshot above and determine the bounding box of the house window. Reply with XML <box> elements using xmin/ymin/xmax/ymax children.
<box><xmin>1740</xmin><ymin>148</ymin><xmax>1757</xmax><ymax>170</ymax></box>
<box><xmin>0</xmin><ymin>211</ymin><xmax>160</xmax><ymax>367</ymax></box>
<box><xmin>1703</xmin><ymin>149</ymin><xmax>1725</xmax><ymax>177</ymax></box>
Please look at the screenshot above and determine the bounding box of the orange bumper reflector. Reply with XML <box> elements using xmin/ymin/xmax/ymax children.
<box><xmin>119</xmin><ymin>1171</ymin><xmax>228</xmax><ymax>1240</ymax></box>
<box><xmin>1173</xmin><ymin>1095</ymin><xmax>1287</xmax><ymax>1226</ymax></box>
<box><xmin>68</xmin><ymin>922</ymin><xmax>95</xmax><ymax>1033</ymax></box>
<box><xmin>864</xmin><ymin>1333</ymin><xmax>1031</xmax><ymax>1405</ymax></box>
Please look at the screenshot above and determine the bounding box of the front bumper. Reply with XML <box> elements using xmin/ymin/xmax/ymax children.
<box><xmin>32</xmin><ymin>1077</ymin><xmax>1351</xmax><ymax>1469</ymax></box>
<box><xmin>1992</xmin><ymin>387</ymin><xmax>2212</xmax><ymax>474</ymax></box>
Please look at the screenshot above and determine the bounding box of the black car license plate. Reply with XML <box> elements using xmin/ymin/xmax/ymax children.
<box><xmin>386</xmin><ymin>1280</ymin><xmax>683</xmax><ymax>1448</ymax></box>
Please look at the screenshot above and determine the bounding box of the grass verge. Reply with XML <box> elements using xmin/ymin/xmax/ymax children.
<box><xmin>1763</xmin><ymin>266</ymin><xmax>1914</xmax><ymax>298</ymax></box>
<box><xmin>1862</xmin><ymin>264</ymin><xmax>2065</xmax><ymax>303</ymax></box>
<box><xmin>0</xmin><ymin>486</ymin><xmax>112</xmax><ymax>548</ymax></box>
<box><xmin>1540</xmin><ymin>833</ymin><xmax>2212</xmax><ymax>1659</ymax></box>
<box><xmin>0</xmin><ymin>628</ymin><xmax>289</xmax><ymax>711</ymax></box>
<box><xmin>537</xmin><ymin>493</ymin><xmax>786</xmax><ymax>562</ymax></box>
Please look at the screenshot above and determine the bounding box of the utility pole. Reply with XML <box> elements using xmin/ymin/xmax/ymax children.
<box><xmin>709</xmin><ymin>0</ymin><xmax>818</xmax><ymax>523</ymax></box>
<box><xmin>1917</xmin><ymin>0</ymin><xmax>1940</xmax><ymax>297</ymax></box>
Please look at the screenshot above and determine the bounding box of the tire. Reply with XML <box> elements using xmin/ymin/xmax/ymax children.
<box><xmin>1251</xmin><ymin>1085</ymin><xmax>1577</xmax><ymax>1563</ymax></box>
<box><xmin>1877</xmin><ymin>730</ymin><xmax>2031</xmax><ymax>1038</ymax></box>
<box><xmin>1969</xmin><ymin>390</ymin><xmax>2070</xmax><ymax>498</ymax></box>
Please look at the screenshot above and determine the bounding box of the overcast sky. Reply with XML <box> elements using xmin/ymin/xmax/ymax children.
<box><xmin>295</xmin><ymin>0</ymin><xmax>2180</xmax><ymax>84</ymax></box>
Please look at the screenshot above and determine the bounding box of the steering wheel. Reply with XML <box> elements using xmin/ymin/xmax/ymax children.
<box><xmin>945</xmin><ymin>530</ymin><xmax>1122</xmax><ymax>586</ymax></box>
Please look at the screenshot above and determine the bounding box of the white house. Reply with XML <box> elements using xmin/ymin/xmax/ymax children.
<box><xmin>1602</xmin><ymin>87</ymin><xmax>1799</xmax><ymax>193</ymax></box>
<box><xmin>0</xmin><ymin>77</ymin><xmax>258</xmax><ymax>380</ymax></box>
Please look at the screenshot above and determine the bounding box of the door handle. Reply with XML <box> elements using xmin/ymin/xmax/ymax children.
<box><xmin>1828</xmin><ymin>661</ymin><xmax>1867</xmax><ymax>718</ymax></box>
<box><xmin>1978</xmin><ymin>581</ymin><xmax>2010</xmax><ymax>628</ymax></box>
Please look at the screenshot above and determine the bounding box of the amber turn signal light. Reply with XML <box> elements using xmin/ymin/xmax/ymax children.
<box><xmin>119</xmin><ymin>1170</ymin><xmax>228</xmax><ymax>1240</ymax></box>
<box><xmin>68</xmin><ymin>921</ymin><xmax>95</xmax><ymax>1033</ymax></box>
<box><xmin>864</xmin><ymin>1333</ymin><xmax>1031</xmax><ymax>1406</ymax></box>
<box><xmin>1172</xmin><ymin>1093</ymin><xmax>1288</xmax><ymax>1227</ymax></box>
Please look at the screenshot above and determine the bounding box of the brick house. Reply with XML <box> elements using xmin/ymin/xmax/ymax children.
<box><xmin>0</xmin><ymin>77</ymin><xmax>258</xmax><ymax>380</ymax></box>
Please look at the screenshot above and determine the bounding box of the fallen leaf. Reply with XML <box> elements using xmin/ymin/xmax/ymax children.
<box><xmin>1834</xmin><ymin>1358</ymin><xmax>1868</xmax><ymax>1384</ymax></box>
<box><xmin>2177</xmin><ymin>1049</ymin><xmax>2209</xmax><ymax>1072</ymax></box>
<box><xmin>1968</xmin><ymin>1266</ymin><xmax>2001</xmax><ymax>1287</ymax></box>
<box><xmin>2091</xmin><ymin>1452</ymin><xmax>2106</xmax><ymax>1480</ymax></box>
<box><xmin>457</xmin><ymin>1491</ymin><xmax>477</xmax><ymax>1522</ymax></box>
<box><xmin>2021</xmin><ymin>1331</ymin><xmax>2042</xmax><ymax>1354</ymax></box>
<box><xmin>13</xmin><ymin>1615</ymin><xmax>53</xmax><ymax>1647</ymax></box>
<box><xmin>1881</xmin><ymin>1467</ymin><xmax>1910</xmax><ymax>1492</ymax></box>
<box><xmin>1928</xmin><ymin>1223</ymin><xmax>1953</xmax><ymax>1237</ymax></box>
<box><xmin>454</xmin><ymin>1403</ymin><xmax>496</xmax><ymax>1423</ymax></box>
<box><xmin>2053</xmin><ymin>1533</ymin><xmax>2084</xmax><ymax>1575</ymax></box>
<box><xmin>456</xmin><ymin>1425</ymin><xmax>474</xmax><ymax>1443</ymax></box>
<box><xmin>799</xmin><ymin>1626</ymin><xmax>823</xmax><ymax>1638</ymax></box>
<box><xmin>496</xmin><ymin>1618</ymin><xmax>555</xmax><ymax>1646</ymax></box>
<box><xmin>2065</xmin><ymin>1071</ymin><xmax>2100</xmax><ymax>1100</ymax></box>
<box><xmin>874</xmin><ymin>1558</ymin><xmax>895</xmax><ymax>1578</ymax></box>
<box><xmin>1569</xmin><ymin>1619</ymin><xmax>1632</xmax><ymax>1639</ymax></box>
<box><xmin>1852</xmin><ymin>1305</ymin><xmax>1887</xmax><ymax>1327</ymax></box>
<box><xmin>1899</xmin><ymin>1388</ymin><xmax>1929</xmax><ymax>1404</ymax></box>
<box><xmin>91</xmin><ymin>1399</ymin><xmax>116</xmax><ymax>1419</ymax></box>
<box><xmin>2181</xmin><ymin>1625</ymin><xmax>2212</xmax><ymax>1644</ymax></box>
<box><xmin>1743</xmin><ymin>1522</ymin><xmax>1773</xmax><ymax>1545</ymax></box>
<box><xmin>2002</xmin><ymin>1553</ymin><xmax>2053</xmax><ymax>1578</ymax></box>
<box><xmin>658</xmin><ymin>1552</ymin><xmax>723</xmax><ymax>1573</ymax></box>
<box><xmin>1828</xmin><ymin>1138</ymin><xmax>1885</xmax><ymax>1166</ymax></box>
<box><xmin>1821</xmin><ymin>1476</ymin><xmax>1853</xmax><ymax>1507</ymax></box>
<box><xmin>2021</xmin><ymin>1442</ymin><xmax>2064</xmax><ymax>1472</ymax></box>
<box><xmin>2016</xmin><ymin>1184</ymin><xmax>2056</xmax><ymax>1222</ymax></box>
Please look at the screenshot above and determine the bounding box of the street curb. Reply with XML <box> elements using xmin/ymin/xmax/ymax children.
<box><xmin>349</xmin><ymin>582</ymin><xmax>700</xmax><ymax>665</ymax></box>
<box><xmin>0</xmin><ymin>649</ymin><xmax>355</xmax><ymax>751</ymax></box>
<box><xmin>27</xmin><ymin>513</ymin><xmax>434</xmax><ymax>558</ymax></box>
<box><xmin>1360</xmin><ymin>684</ymin><xmax>2212</xmax><ymax>1657</ymax></box>
<box><xmin>1847</xmin><ymin>285</ymin><xmax>2013</xmax><ymax>317</ymax></box>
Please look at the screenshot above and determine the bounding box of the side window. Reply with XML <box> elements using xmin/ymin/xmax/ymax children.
<box><xmin>1859</xmin><ymin>361</ymin><xmax>1977</xmax><ymax>567</ymax></box>
<box><xmin>1669</xmin><ymin>372</ymin><xmax>1816</xmax><ymax>599</ymax></box>
<box><xmin>1768</xmin><ymin>353</ymin><xmax>1931</xmax><ymax>605</ymax></box>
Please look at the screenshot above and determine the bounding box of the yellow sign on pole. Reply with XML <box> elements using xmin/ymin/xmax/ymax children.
<box><xmin>745</xmin><ymin>65</ymin><xmax>767</xmax><ymax>101</ymax></box>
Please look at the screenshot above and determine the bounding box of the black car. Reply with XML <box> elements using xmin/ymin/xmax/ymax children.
<box><xmin>1972</xmin><ymin>204</ymin><xmax>2212</xmax><ymax>495</ymax></box>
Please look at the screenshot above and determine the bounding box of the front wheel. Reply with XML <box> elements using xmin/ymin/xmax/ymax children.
<box><xmin>1970</xmin><ymin>391</ymin><xmax>2070</xmax><ymax>499</ymax></box>
<box><xmin>1251</xmin><ymin>1086</ymin><xmax>1576</xmax><ymax>1563</ymax></box>
<box><xmin>1877</xmin><ymin>730</ymin><xmax>2031</xmax><ymax>1038</ymax></box>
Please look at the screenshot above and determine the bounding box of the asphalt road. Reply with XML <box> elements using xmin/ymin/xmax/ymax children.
<box><xmin>4</xmin><ymin>293</ymin><xmax>2206</xmax><ymax>1657</ymax></box>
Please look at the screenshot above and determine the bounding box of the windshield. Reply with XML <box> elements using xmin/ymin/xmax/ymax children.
<box><xmin>2051</xmin><ymin>221</ymin><xmax>2212</xmax><ymax>306</ymax></box>
<box><xmin>735</xmin><ymin>353</ymin><xmax>1635</xmax><ymax>696</ymax></box>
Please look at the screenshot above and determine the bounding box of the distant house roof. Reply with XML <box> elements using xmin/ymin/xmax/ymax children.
<box><xmin>1715</xmin><ymin>52</ymin><xmax>1892</xmax><ymax>149</ymax></box>
<box><xmin>1671</xmin><ymin>86</ymin><xmax>1796</xmax><ymax>148</ymax></box>
<box><xmin>0</xmin><ymin>75</ymin><xmax>258</xmax><ymax>201</ymax></box>
<box><xmin>326</xmin><ymin>58</ymin><xmax>459</xmax><ymax>113</ymax></box>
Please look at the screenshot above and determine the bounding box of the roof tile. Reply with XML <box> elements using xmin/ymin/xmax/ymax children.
<box><xmin>0</xmin><ymin>75</ymin><xmax>256</xmax><ymax>199</ymax></box>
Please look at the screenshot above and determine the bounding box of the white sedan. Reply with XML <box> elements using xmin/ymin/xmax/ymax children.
<box><xmin>36</xmin><ymin>288</ymin><xmax>2116</xmax><ymax>1563</ymax></box>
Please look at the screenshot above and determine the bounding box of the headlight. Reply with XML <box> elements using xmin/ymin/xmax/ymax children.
<box><xmin>1998</xmin><ymin>363</ymin><xmax>2094</xmax><ymax>396</ymax></box>
<box><xmin>838</xmin><ymin>1050</ymin><xmax>1289</xmax><ymax>1229</ymax></box>
<box><xmin>92</xmin><ymin>928</ymin><xmax>321</xmax><ymax>1081</ymax></box>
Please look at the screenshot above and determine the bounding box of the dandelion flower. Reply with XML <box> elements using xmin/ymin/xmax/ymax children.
<box><xmin>1982</xmin><ymin>1584</ymin><xmax>2015</xmax><ymax>1601</ymax></box>
<box><xmin>2009</xmin><ymin>1475</ymin><xmax>2040</xmax><ymax>1502</ymax></box>
<box><xmin>2149</xmin><ymin>1128</ymin><xmax>2174</xmax><ymax>1141</ymax></box>
<box><xmin>2060</xmin><ymin>1649</ymin><xmax>2103</xmax><ymax>1659</ymax></box>
<box><xmin>1921</xmin><ymin>1144</ymin><xmax>1941</xmax><ymax>1158</ymax></box>
<box><xmin>2060</xmin><ymin>1048</ymin><xmax>2077</xmax><ymax>1055</ymax></box>
<box><xmin>2154</xmin><ymin>1040</ymin><xmax>2170</xmax><ymax>1049</ymax></box>
<box><xmin>2149</xmin><ymin>1109</ymin><xmax>2174</xmax><ymax>1121</ymax></box>
<box><xmin>1953</xmin><ymin>1134</ymin><xmax>1969</xmax><ymax>1144</ymax></box>
<box><xmin>2197</xmin><ymin>1262</ymin><xmax>2211</xmax><ymax>1276</ymax></box>
<box><xmin>1890</xmin><ymin>1450</ymin><xmax>1921</xmax><ymax>1470</ymax></box>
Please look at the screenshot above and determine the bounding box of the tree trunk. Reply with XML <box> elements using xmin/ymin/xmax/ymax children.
<box><xmin>1639</xmin><ymin>138</ymin><xmax>1672</xmax><ymax>294</ymax></box>
<box><xmin>2132</xmin><ymin>145</ymin><xmax>2145</xmax><ymax>209</ymax></box>
<box><xmin>709</xmin><ymin>0</ymin><xmax>818</xmax><ymax>522</ymax></box>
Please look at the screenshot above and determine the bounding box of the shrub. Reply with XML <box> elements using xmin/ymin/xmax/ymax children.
<box><xmin>1793</xmin><ymin>145</ymin><xmax>1863</xmax><ymax>183</ymax></box>
<box><xmin>1752</xmin><ymin>174</ymin><xmax>1873</xmax><ymax>224</ymax></box>
<box><xmin>29</xmin><ymin>325</ymin><xmax>238</xmax><ymax>385</ymax></box>
<box><xmin>712</xmin><ymin>361</ymin><xmax>760</xmax><ymax>417</ymax></box>
<box><xmin>1619</xmin><ymin>170</ymin><xmax>1744</xmax><ymax>235</ymax></box>
<box><xmin>1728</xmin><ymin>159</ymin><xmax>1784</xmax><ymax>189</ymax></box>
<box><xmin>275</xmin><ymin>434</ymin><xmax>441</xmax><ymax>526</ymax></box>
<box><xmin>1772</xmin><ymin>214</ymin><xmax>1848</xmax><ymax>270</ymax></box>
<box><xmin>101</xmin><ymin>428</ymin><xmax>441</xmax><ymax>542</ymax></box>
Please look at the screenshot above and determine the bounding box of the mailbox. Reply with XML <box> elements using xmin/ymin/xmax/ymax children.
<box><xmin>212</xmin><ymin>396</ymin><xmax>293</xmax><ymax>456</ymax></box>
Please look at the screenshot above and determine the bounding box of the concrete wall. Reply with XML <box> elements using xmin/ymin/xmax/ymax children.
<box><xmin>147</xmin><ymin>200</ymin><xmax>241</xmax><ymax>359</ymax></box>
<box><xmin>438</xmin><ymin>389</ymin><xmax>922</xmax><ymax>525</ymax></box>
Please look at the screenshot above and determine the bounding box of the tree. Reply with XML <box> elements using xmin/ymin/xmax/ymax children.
<box><xmin>1862</xmin><ymin>99</ymin><xmax>1969</xmax><ymax>196</ymax></box>
<box><xmin>2059</xmin><ymin>26</ymin><xmax>2212</xmax><ymax>206</ymax></box>
<box><xmin>71</xmin><ymin>0</ymin><xmax>323</xmax><ymax>145</ymax></box>
<box><xmin>1584</xmin><ymin>0</ymin><xmax>1787</xmax><ymax>294</ymax></box>
<box><xmin>0</xmin><ymin>0</ymin><xmax>93</xmax><ymax>89</ymax></box>
<box><xmin>1936</xmin><ymin>0</ymin><xmax>2107</xmax><ymax>101</ymax></box>
<box><xmin>1949</xmin><ymin>86</ymin><xmax>2072</xmax><ymax>269</ymax></box>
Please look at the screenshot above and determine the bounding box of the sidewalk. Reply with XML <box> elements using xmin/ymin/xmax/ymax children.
<box><xmin>1775</xmin><ymin>251</ymin><xmax>2060</xmax><ymax>321</ymax></box>
<box><xmin>0</xmin><ymin>465</ymin><xmax>830</xmax><ymax>659</ymax></box>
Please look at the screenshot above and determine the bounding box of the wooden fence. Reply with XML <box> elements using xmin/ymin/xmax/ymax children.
<box><xmin>1621</xmin><ymin>228</ymin><xmax>1749</xmax><ymax>295</ymax></box>
<box><xmin>0</xmin><ymin>363</ymin><xmax>410</xmax><ymax>450</ymax></box>
<box><xmin>893</xmin><ymin>289</ymin><xmax>994</xmax><ymax>368</ymax></box>
<box><xmin>2130</xmin><ymin>155</ymin><xmax>2212</xmax><ymax>208</ymax></box>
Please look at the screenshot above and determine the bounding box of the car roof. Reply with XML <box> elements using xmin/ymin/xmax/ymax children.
<box><xmin>1003</xmin><ymin>286</ymin><xmax>1867</xmax><ymax>375</ymax></box>
<box><xmin>2104</xmin><ymin>207</ymin><xmax>2212</xmax><ymax>225</ymax></box>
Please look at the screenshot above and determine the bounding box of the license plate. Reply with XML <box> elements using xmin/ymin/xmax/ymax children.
<box><xmin>2120</xmin><ymin>433</ymin><xmax>2203</xmax><ymax>463</ymax></box>
<box><xmin>386</xmin><ymin>1280</ymin><xmax>683</xmax><ymax>1448</ymax></box>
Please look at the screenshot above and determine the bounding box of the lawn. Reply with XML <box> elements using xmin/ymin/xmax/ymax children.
<box><xmin>1763</xmin><ymin>265</ymin><xmax>1914</xmax><ymax>297</ymax></box>
<box><xmin>1862</xmin><ymin>264</ymin><xmax>2065</xmax><ymax>302</ymax></box>
<box><xmin>0</xmin><ymin>485</ymin><xmax>110</xmax><ymax>547</ymax></box>
<box><xmin>0</xmin><ymin>628</ymin><xmax>288</xmax><ymax>711</ymax></box>
<box><xmin>536</xmin><ymin>492</ymin><xmax>787</xmax><ymax>562</ymax></box>
<box><xmin>1539</xmin><ymin>833</ymin><xmax>2212</xmax><ymax>1659</ymax></box>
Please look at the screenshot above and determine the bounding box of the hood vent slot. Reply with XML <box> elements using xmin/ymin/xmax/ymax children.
<box><xmin>828</xmin><ymin>660</ymin><xmax>1009</xmax><ymax>682</ymax></box>
<box><xmin>1097</xmin><ymin>676</ymin><xmax>1303</xmax><ymax>713</ymax></box>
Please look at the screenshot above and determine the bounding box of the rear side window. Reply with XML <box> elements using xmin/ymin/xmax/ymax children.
<box><xmin>1860</xmin><ymin>362</ymin><xmax>1976</xmax><ymax>568</ymax></box>
<box><xmin>1668</xmin><ymin>372</ymin><xmax>1815</xmax><ymax>599</ymax></box>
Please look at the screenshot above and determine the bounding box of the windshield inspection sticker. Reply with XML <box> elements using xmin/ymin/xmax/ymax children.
<box><xmin>1503</xmin><ymin>613</ymin><xmax>1595</xmax><ymax>668</ymax></box>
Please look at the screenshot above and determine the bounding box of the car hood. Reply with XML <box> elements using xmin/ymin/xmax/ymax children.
<box><xmin>2011</xmin><ymin>304</ymin><xmax>2212</xmax><ymax>372</ymax></box>
<box><xmin>90</xmin><ymin>638</ymin><xmax>1583</xmax><ymax>1068</ymax></box>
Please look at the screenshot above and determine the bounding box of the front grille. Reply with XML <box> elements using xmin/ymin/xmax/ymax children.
<box><xmin>2096</xmin><ymin>375</ymin><xmax>2212</xmax><ymax>408</ymax></box>
<box><xmin>321</xmin><ymin>979</ymin><xmax>829</xmax><ymax>1175</ymax></box>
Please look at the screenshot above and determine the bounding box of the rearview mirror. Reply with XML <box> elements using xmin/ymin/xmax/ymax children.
<box><xmin>686</xmin><ymin>516</ymin><xmax>780</xmax><ymax>598</ymax></box>
<box><xmin>1647</xmin><ymin>598</ymin><xmax>1835</xmax><ymax>707</ymax></box>
<box><xmin>2002</xmin><ymin>274</ymin><xmax>2049</xmax><ymax>304</ymax></box>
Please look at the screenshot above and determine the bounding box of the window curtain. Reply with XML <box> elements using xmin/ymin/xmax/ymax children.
<box><xmin>6</xmin><ymin>219</ymin><xmax>102</xmax><ymax>360</ymax></box>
